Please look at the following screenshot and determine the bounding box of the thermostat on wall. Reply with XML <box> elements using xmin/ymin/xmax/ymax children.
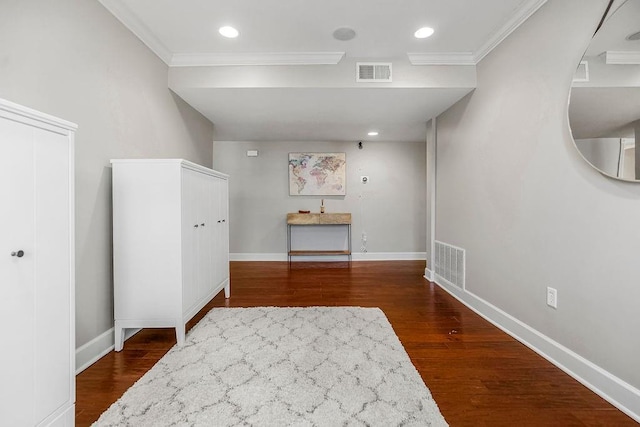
<box><xmin>247</xmin><ymin>150</ymin><xmax>259</xmax><ymax>157</ymax></box>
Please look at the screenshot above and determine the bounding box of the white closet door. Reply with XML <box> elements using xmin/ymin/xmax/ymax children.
<box><xmin>183</xmin><ymin>166</ymin><xmax>218</xmax><ymax>314</ymax></box>
<box><xmin>213</xmin><ymin>177</ymin><xmax>229</xmax><ymax>288</ymax></box>
<box><xmin>181</xmin><ymin>168</ymin><xmax>199</xmax><ymax>314</ymax></box>
<box><xmin>0</xmin><ymin>117</ymin><xmax>37</xmax><ymax>426</ymax></box>
<box><xmin>0</xmin><ymin>120</ymin><xmax>72</xmax><ymax>425</ymax></box>
<box><xmin>33</xmin><ymin>127</ymin><xmax>72</xmax><ymax>423</ymax></box>
<box><xmin>192</xmin><ymin>169</ymin><xmax>210</xmax><ymax>304</ymax></box>
<box><xmin>211</xmin><ymin>177</ymin><xmax>221</xmax><ymax>288</ymax></box>
<box><xmin>222</xmin><ymin>178</ymin><xmax>229</xmax><ymax>283</ymax></box>
<box><xmin>219</xmin><ymin>178</ymin><xmax>229</xmax><ymax>286</ymax></box>
<box><xmin>199</xmin><ymin>175</ymin><xmax>215</xmax><ymax>298</ymax></box>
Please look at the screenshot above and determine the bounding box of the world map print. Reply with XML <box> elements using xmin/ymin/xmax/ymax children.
<box><xmin>289</xmin><ymin>152</ymin><xmax>346</xmax><ymax>196</ymax></box>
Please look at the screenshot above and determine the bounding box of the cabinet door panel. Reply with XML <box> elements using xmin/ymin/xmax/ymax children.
<box><xmin>199</xmin><ymin>175</ymin><xmax>215</xmax><ymax>297</ymax></box>
<box><xmin>0</xmin><ymin>119</ymin><xmax>72</xmax><ymax>425</ymax></box>
<box><xmin>182</xmin><ymin>168</ymin><xmax>215</xmax><ymax>312</ymax></box>
<box><xmin>216</xmin><ymin>178</ymin><xmax>230</xmax><ymax>286</ymax></box>
<box><xmin>222</xmin><ymin>178</ymin><xmax>229</xmax><ymax>282</ymax></box>
<box><xmin>0</xmin><ymin>119</ymin><xmax>36</xmax><ymax>426</ymax></box>
<box><xmin>33</xmin><ymin>127</ymin><xmax>72</xmax><ymax>422</ymax></box>
<box><xmin>181</xmin><ymin>168</ymin><xmax>199</xmax><ymax>313</ymax></box>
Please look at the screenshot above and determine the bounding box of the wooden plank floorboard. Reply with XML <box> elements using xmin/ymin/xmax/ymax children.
<box><xmin>75</xmin><ymin>261</ymin><xmax>637</xmax><ymax>426</ymax></box>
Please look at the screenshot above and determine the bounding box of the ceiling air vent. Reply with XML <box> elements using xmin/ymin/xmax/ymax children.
<box><xmin>356</xmin><ymin>62</ymin><xmax>392</xmax><ymax>82</ymax></box>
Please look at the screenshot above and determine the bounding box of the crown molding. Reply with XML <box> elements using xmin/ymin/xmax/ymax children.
<box><xmin>407</xmin><ymin>52</ymin><xmax>475</xmax><ymax>66</ymax></box>
<box><xmin>409</xmin><ymin>0</ymin><xmax>547</xmax><ymax>66</ymax></box>
<box><xmin>99</xmin><ymin>0</ymin><xmax>173</xmax><ymax>65</ymax></box>
<box><xmin>605</xmin><ymin>51</ymin><xmax>640</xmax><ymax>65</ymax></box>
<box><xmin>100</xmin><ymin>0</ymin><xmax>546</xmax><ymax>68</ymax></box>
<box><xmin>170</xmin><ymin>52</ymin><xmax>345</xmax><ymax>67</ymax></box>
<box><xmin>473</xmin><ymin>0</ymin><xmax>548</xmax><ymax>63</ymax></box>
<box><xmin>99</xmin><ymin>0</ymin><xmax>343</xmax><ymax>67</ymax></box>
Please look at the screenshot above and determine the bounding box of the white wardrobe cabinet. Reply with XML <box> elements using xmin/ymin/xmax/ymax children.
<box><xmin>111</xmin><ymin>159</ymin><xmax>230</xmax><ymax>351</ymax></box>
<box><xmin>0</xmin><ymin>99</ymin><xmax>76</xmax><ymax>426</ymax></box>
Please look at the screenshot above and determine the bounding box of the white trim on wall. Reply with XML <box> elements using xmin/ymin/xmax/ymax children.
<box><xmin>352</xmin><ymin>252</ymin><xmax>426</xmax><ymax>261</ymax></box>
<box><xmin>98</xmin><ymin>0</ymin><xmax>173</xmax><ymax>64</ymax></box>
<box><xmin>171</xmin><ymin>52</ymin><xmax>345</xmax><ymax>67</ymax></box>
<box><xmin>433</xmin><ymin>275</ymin><xmax>640</xmax><ymax>423</ymax></box>
<box><xmin>100</xmin><ymin>0</ymin><xmax>546</xmax><ymax>67</ymax></box>
<box><xmin>407</xmin><ymin>52</ymin><xmax>475</xmax><ymax>65</ymax></box>
<box><xmin>230</xmin><ymin>253</ymin><xmax>288</xmax><ymax>262</ymax></box>
<box><xmin>425</xmin><ymin>117</ymin><xmax>437</xmax><ymax>284</ymax></box>
<box><xmin>75</xmin><ymin>327</ymin><xmax>140</xmax><ymax>375</ymax></box>
<box><xmin>230</xmin><ymin>252</ymin><xmax>426</xmax><ymax>262</ymax></box>
<box><xmin>424</xmin><ymin>269</ymin><xmax>435</xmax><ymax>281</ymax></box>
<box><xmin>604</xmin><ymin>51</ymin><xmax>640</xmax><ymax>65</ymax></box>
<box><xmin>473</xmin><ymin>0</ymin><xmax>548</xmax><ymax>63</ymax></box>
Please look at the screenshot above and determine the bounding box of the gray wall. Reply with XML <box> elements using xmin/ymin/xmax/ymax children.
<box><xmin>0</xmin><ymin>0</ymin><xmax>214</xmax><ymax>347</ymax></box>
<box><xmin>435</xmin><ymin>0</ymin><xmax>640</xmax><ymax>394</ymax></box>
<box><xmin>213</xmin><ymin>140</ymin><xmax>426</xmax><ymax>257</ymax></box>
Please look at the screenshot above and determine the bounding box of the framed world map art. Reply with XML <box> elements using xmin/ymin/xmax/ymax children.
<box><xmin>288</xmin><ymin>152</ymin><xmax>346</xmax><ymax>196</ymax></box>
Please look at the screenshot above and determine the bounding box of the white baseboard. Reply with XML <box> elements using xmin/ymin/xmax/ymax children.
<box><xmin>230</xmin><ymin>253</ymin><xmax>287</xmax><ymax>261</ymax></box>
<box><xmin>433</xmin><ymin>274</ymin><xmax>640</xmax><ymax>423</ymax></box>
<box><xmin>352</xmin><ymin>252</ymin><xmax>426</xmax><ymax>261</ymax></box>
<box><xmin>75</xmin><ymin>327</ymin><xmax>140</xmax><ymax>374</ymax></box>
<box><xmin>230</xmin><ymin>252</ymin><xmax>426</xmax><ymax>262</ymax></box>
<box><xmin>424</xmin><ymin>268</ymin><xmax>435</xmax><ymax>281</ymax></box>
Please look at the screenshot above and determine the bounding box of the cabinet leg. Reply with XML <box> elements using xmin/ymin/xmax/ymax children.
<box><xmin>176</xmin><ymin>324</ymin><xmax>186</xmax><ymax>346</ymax></box>
<box><xmin>224</xmin><ymin>282</ymin><xmax>231</xmax><ymax>299</ymax></box>
<box><xmin>114</xmin><ymin>322</ymin><xmax>125</xmax><ymax>352</ymax></box>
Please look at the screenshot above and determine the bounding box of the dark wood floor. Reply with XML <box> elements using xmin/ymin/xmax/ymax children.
<box><xmin>76</xmin><ymin>261</ymin><xmax>636</xmax><ymax>426</ymax></box>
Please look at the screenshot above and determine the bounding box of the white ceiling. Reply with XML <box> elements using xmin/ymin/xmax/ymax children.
<box><xmin>100</xmin><ymin>0</ymin><xmax>548</xmax><ymax>142</ymax></box>
<box><xmin>177</xmin><ymin>87</ymin><xmax>473</xmax><ymax>142</ymax></box>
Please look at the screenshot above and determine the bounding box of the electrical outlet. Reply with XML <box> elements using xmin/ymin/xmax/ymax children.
<box><xmin>361</xmin><ymin>232</ymin><xmax>367</xmax><ymax>242</ymax></box>
<box><xmin>546</xmin><ymin>287</ymin><xmax>558</xmax><ymax>309</ymax></box>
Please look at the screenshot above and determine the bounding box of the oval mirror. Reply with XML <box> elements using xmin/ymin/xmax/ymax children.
<box><xmin>569</xmin><ymin>0</ymin><xmax>640</xmax><ymax>181</ymax></box>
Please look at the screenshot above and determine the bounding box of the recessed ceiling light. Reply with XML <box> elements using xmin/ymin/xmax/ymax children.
<box><xmin>333</xmin><ymin>27</ymin><xmax>357</xmax><ymax>41</ymax></box>
<box><xmin>414</xmin><ymin>27</ymin><xmax>434</xmax><ymax>39</ymax></box>
<box><xmin>627</xmin><ymin>30</ymin><xmax>640</xmax><ymax>41</ymax></box>
<box><xmin>219</xmin><ymin>26</ymin><xmax>239</xmax><ymax>38</ymax></box>
<box><xmin>367</xmin><ymin>131</ymin><xmax>379</xmax><ymax>136</ymax></box>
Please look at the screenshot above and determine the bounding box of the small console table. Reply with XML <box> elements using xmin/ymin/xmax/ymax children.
<box><xmin>287</xmin><ymin>213</ymin><xmax>352</xmax><ymax>263</ymax></box>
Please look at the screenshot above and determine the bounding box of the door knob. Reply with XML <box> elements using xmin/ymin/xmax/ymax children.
<box><xmin>11</xmin><ymin>250</ymin><xmax>24</xmax><ymax>258</ymax></box>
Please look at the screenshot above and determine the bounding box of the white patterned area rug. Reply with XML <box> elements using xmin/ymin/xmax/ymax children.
<box><xmin>94</xmin><ymin>307</ymin><xmax>448</xmax><ymax>426</ymax></box>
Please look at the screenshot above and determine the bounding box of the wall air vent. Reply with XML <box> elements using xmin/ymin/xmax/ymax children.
<box><xmin>434</xmin><ymin>240</ymin><xmax>465</xmax><ymax>289</ymax></box>
<box><xmin>356</xmin><ymin>62</ymin><xmax>392</xmax><ymax>82</ymax></box>
<box><xmin>572</xmin><ymin>60</ymin><xmax>589</xmax><ymax>83</ymax></box>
